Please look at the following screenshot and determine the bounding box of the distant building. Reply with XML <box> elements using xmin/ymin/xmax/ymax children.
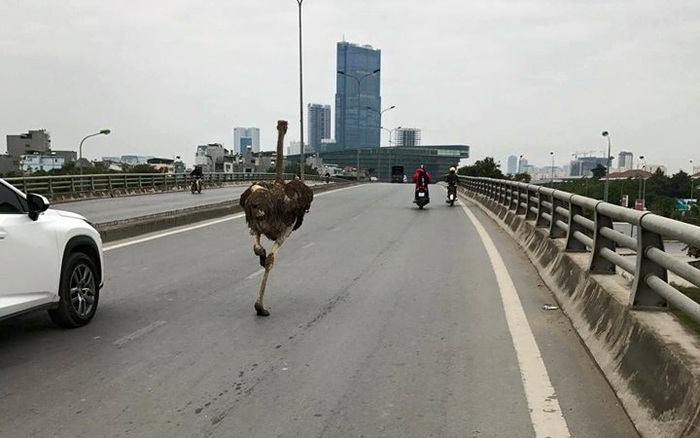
<box><xmin>20</xmin><ymin>153</ymin><xmax>65</xmax><ymax>173</ymax></box>
<box><xmin>335</xmin><ymin>41</ymin><xmax>382</xmax><ymax>149</ymax></box>
<box><xmin>146</xmin><ymin>157</ymin><xmax>175</xmax><ymax>173</ymax></box>
<box><xmin>0</xmin><ymin>154</ymin><xmax>15</xmax><ymax>174</ymax></box>
<box><xmin>6</xmin><ymin>129</ymin><xmax>51</xmax><ymax>159</ymax></box>
<box><xmin>394</xmin><ymin>128</ymin><xmax>421</xmax><ymax>147</ymax></box>
<box><xmin>195</xmin><ymin>143</ymin><xmax>226</xmax><ymax>172</ymax></box>
<box><xmin>288</xmin><ymin>141</ymin><xmax>303</xmax><ymax>156</ymax></box>
<box><xmin>308</xmin><ymin>104</ymin><xmax>331</xmax><ymax>154</ymax></box>
<box><xmin>233</xmin><ymin>127</ymin><xmax>260</xmax><ymax>155</ymax></box>
<box><xmin>569</xmin><ymin>156</ymin><xmax>609</xmax><ymax>176</ymax></box>
<box><xmin>507</xmin><ymin>155</ymin><xmax>518</xmax><ymax>174</ymax></box>
<box><xmin>618</xmin><ymin>151</ymin><xmax>634</xmax><ymax>171</ymax></box>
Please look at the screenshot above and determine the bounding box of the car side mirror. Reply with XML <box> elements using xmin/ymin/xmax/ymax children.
<box><xmin>27</xmin><ymin>193</ymin><xmax>50</xmax><ymax>221</ymax></box>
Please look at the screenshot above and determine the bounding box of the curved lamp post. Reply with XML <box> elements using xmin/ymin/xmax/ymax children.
<box><xmin>79</xmin><ymin>129</ymin><xmax>111</xmax><ymax>175</ymax></box>
<box><xmin>380</xmin><ymin>125</ymin><xmax>402</xmax><ymax>147</ymax></box>
<box><xmin>602</xmin><ymin>131</ymin><xmax>611</xmax><ymax>202</ymax></box>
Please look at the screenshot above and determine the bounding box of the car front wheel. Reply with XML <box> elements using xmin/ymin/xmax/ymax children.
<box><xmin>48</xmin><ymin>252</ymin><xmax>100</xmax><ymax>328</ymax></box>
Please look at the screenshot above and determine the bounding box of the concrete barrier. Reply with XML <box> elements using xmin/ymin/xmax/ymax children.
<box><xmin>96</xmin><ymin>181</ymin><xmax>351</xmax><ymax>243</ymax></box>
<box><xmin>464</xmin><ymin>188</ymin><xmax>700</xmax><ymax>438</ymax></box>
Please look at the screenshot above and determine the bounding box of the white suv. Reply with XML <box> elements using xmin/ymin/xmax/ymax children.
<box><xmin>0</xmin><ymin>178</ymin><xmax>104</xmax><ymax>327</ymax></box>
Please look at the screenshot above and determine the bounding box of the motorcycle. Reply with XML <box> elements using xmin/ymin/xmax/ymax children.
<box><xmin>414</xmin><ymin>185</ymin><xmax>430</xmax><ymax>209</ymax></box>
<box><xmin>446</xmin><ymin>183</ymin><xmax>457</xmax><ymax>206</ymax></box>
<box><xmin>191</xmin><ymin>177</ymin><xmax>202</xmax><ymax>194</ymax></box>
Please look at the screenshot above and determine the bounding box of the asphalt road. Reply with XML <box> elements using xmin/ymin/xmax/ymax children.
<box><xmin>0</xmin><ymin>184</ymin><xmax>639</xmax><ymax>438</ymax></box>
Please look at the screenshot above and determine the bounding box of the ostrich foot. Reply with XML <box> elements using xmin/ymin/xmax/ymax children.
<box><xmin>254</xmin><ymin>302</ymin><xmax>270</xmax><ymax>317</ymax></box>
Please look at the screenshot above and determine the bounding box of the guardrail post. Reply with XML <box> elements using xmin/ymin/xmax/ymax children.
<box><xmin>565</xmin><ymin>195</ymin><xmax>587</xmax><ymax>251</ymax></box>
<box><xmin>535</xmin><ymin>189</ymin><xmax>550</xmax><ymax>228</ymax></box>
<box><xmin>515</xmin><ymin>184</ymin><xmax>526</xmax><ymax>215</ymax></box>
<box><xmin>630</xmin><ymin>215</ymin><xmax>667</xmax><ymax>308</ymax></box>
<box><xmin>48</xmin><ymin>178</ymin><xmax>54</xmax><ymax>195</ymax></box>
<box><xmin>588</xmin><ymin>202</ymin><xmax>616</xmax><ymax>273</ymax></box>
<box><xmin>525</xmin><ymin>186</ymin><xmax>537</xmax><ymax>220</ymax></box>
<box><xmin>549</xmin><ymin>194</ymin><xmax>567</xmax><ymax>238</ymax></box>
<box><xmin>509</xmin><ymin>184</ymin><xmax>518</xmax><ymax>210</ymax></box>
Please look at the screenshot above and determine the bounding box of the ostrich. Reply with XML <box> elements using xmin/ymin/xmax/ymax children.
<box><xmin>239</xmin><ymin>120</ymin><xmax>314</xmax><ymax>316</ymax></box>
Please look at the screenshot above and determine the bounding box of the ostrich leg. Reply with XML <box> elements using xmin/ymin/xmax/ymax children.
<box><xmin>254</xmin><ymin>264</ymin><xmax>272</xmax><ymax>316</ymax></box>
<box><xmin>253</xmin><ymin>233</ymin><xmax>267</xmax><ymax>267</ymax></box>
<box><xmin>253</xmin><ymin>226</ymin><xmax>293</xmax><ymax>317</ymax></box>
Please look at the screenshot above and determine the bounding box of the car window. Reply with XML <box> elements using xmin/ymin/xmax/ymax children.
<box><xmin>0</xmin><ymin>183</ymin><xmax>28</xmax><ymax>214</ymax></box>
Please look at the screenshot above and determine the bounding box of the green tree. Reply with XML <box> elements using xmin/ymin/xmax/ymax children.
<box><xmin>457</xmin><ymin>157</ymin><xmax>504</xmax><ymax>179</ymax></box>
<box><xmin>591</xmin><ymin>164</ymin><xmax>607</xmax><ymax>179</ymax></box>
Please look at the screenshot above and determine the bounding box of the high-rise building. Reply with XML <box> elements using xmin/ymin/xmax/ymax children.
<box><xmin>308</xmin><ymin>104</ymin><xmax>331</xmax><ymax>153</ymax></box>
<box><xmin>394</xmin><ymin>128</ymin><xmax>421</xmax><ymax>147</ymax></box>
<box><xmin>618</xmin><ymin>151</ymin><xmax>634</xmax><ymax>170</ymax></box>
<box><xmin>507</xmin><ymin>155</ymin><xmax>518</xmax><ymax>174</ymax></box>
<box><xmin>335</xmin><ymin>41</ymin><xmax>381</xmax><ymax>149</ymax></box>
<box><xmin>233</xmin><ymin>127</ymin><xmax>260</xmax><ymax>155</ymax></box>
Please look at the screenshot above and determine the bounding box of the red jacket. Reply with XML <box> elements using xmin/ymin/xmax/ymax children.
<box><xmin>412</xmin><ymin>168</ymin><xmax>432</xmax><ymax>188</ymax></box>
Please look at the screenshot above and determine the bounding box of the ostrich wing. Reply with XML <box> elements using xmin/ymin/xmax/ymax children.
<box><xmin>284</xmin><ymin>180</ymin><xmax>314</xmax><ymax>231</ymax></box>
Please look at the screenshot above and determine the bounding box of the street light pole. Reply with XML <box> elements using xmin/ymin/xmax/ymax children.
<box><xmin>602</xmin><ymin>131</ymin><xmax>611</xmax><ymax>202</ymax></box>
<box><xmin>550</xmin><ymin>151</ymin><xmax>554</xmax><ymax>187</ymax></box>
<box><xmin>367</xmin><ymin>105</ymin><xmax>395</xmax><ymax>146</ymax></box>
<box><xmin>690</xmin><ymin>159</ymin><xmax>695</xmax><ymax>203</ymax></box>
<box><xmin>518</xmin><ymin>154</ymin><xmax>523</xmax><ymax>173</ymax></box>
<box><xmin>79</xmin><ymin>129</ymin><xmax>111</xmax><ymax>175</ymax></box>
<box><xmin>296</xmin><ymin>0</ymin><xmax>305</xmax><ymax>181</ymax></box>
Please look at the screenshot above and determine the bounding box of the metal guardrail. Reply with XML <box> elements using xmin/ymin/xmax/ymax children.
<box><xmin>4</xmin><ymin>172</ymin><xmax>325</xmax><ymax>197</ymax></box>
<box><xmin>461</xmin><ymin>176</ymin><xmax>700</xmax><ymax>324</ymax></box>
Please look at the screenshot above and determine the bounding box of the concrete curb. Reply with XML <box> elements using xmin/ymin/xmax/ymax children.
<box><xmin>95</xmin><ymin>181</ymin><xmax>352</xmax><ymax>243</ymax></box>
<box><xmin>464</xmin><ymin>189</ymin><xmax>700</xmax><ymax>438</ymax></box>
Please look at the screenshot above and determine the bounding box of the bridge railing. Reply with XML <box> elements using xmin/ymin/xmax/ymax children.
<box><xmin>461</xmin><ymin>176</ymin><xmax>700</xmax><ymax>324</ymax></box>
<box><xmin>3</xmin><ymin>172</ymin><xmax>323</xmax><ymax>197</ymax></box>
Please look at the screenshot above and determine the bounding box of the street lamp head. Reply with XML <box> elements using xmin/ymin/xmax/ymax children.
<box><xmin>389</xmin><ymin>105</ymin><xmax>395</xmax><ymax>109</ymax></box>
<box><xmin>602</xmin><ymin>131</ymin><xmax>609</xmax><ymax>137</ymax></box>
<box><xmin>337</xmin><ymin>70</ymin><xmax>345</xmax><ymax>75</ymax></box>
<box><xmin>100</xmin><ymin>129</ymin><xmax>111</xmax><ymax>135</ymax></box>
<box><xmin>372</xmin><ymin>68</ymin><xmax>380</xmax><ymax>74</ymax></box>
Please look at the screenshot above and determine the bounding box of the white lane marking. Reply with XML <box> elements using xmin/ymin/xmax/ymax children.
<box><xmin>459</xmin><ymin>203</ymin><xmax>571</xmax><ymax>438</ymax></box>
<box><xmin>246</xmin><ymin>269</ymin><xmax>265</xmax><ymax>280</ymax></box>
<box><xmin>103</xmin><ymin>184</ymin><xmax>362</xmax><ymax>251</ymax></box>
<box><xmin>329</xmin><ymin>226</ymin><xmax>342</xmax><ymax>232</ymax></box>
<box><xmin>302</xmin><ymin>242</ymin><xmax>316</xmax><ymax>249</ymax></box>
<box><xmin>114</xmin><ymin>320</ymin><xmax>167</xmax><ymax>348</ymax></box>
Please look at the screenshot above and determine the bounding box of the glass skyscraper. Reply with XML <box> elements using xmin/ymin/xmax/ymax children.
<box><xmin>308</xmin><ymin>103</ymin><xmax>331</xmax><ymax>153</ymax></box>
<box><xmin>335</xmin><ymin>41</ymin><xmax>381</xmax><ymax>149</ymax></box>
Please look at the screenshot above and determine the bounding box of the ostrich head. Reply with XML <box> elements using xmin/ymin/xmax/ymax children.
<box><xmin>277</xmin><ymin>120</ymin><xmax>288</xmax><ymax>135</ymax></box>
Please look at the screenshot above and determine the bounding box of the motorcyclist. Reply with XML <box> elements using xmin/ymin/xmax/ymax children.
<box><xmin>412</xmin><ymin>164</ymin><xmax>432</xmax><ymax>202</ymax></box>
<box><xmin>445</xmin><ymin>166</ymin><xmax>458</xmax><ymax>203</ymax></box>
<box><xmin>190</xmin><ymin>166</ymin><xmax>203</xmax><ymax>191</ymax></box>
<box><xmin>190</xmin><ymin>166</ymin><xmax>203</xmax><ymax>179</ymax></box>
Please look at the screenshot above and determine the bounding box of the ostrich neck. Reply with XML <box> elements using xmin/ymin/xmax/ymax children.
<box><xmin>276</xmin><ymin>129</ymin><xmax>285</xmax><ymax>182</ymax></box>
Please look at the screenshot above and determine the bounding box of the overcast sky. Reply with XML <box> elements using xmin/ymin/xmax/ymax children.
<box><xmin>2</xmin><ymin>0</ymin><xmax>698</xmax><ymax>173</ymax></box>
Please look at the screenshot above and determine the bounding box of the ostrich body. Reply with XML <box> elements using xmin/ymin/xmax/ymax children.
<box><xmin>240</xmin><ymin>120</ymin><xmax>313</xmax><ymax>316</ymax></box>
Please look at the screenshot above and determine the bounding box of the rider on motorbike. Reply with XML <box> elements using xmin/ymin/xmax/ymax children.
<box><xmin>412</xmin><ymin>164</ymin><xmax>432</xmax><ymax>203</ymax></box>
<box><xmin>445</xmin><ymin>166</ymin><xmax>458</xmax><ymax>203</ymax></box>
<box><xmin>190</xmin><ymin>166</ymin><xmax>203</xmax><ymax>192</ymax></box>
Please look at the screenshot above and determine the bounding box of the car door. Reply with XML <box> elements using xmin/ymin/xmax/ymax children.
<box><xmin>0</xmin><ymin>183</ymin><xmax>59</xmax><ymax>318</ymax></box>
